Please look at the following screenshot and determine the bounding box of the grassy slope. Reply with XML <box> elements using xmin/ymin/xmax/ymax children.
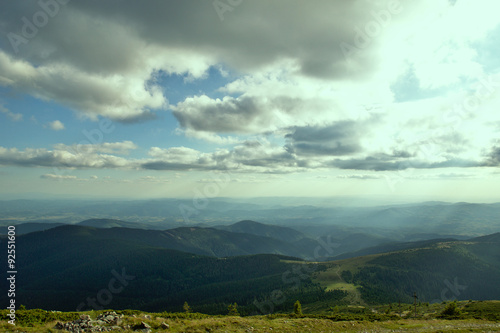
<box><xmin>1</xmin><ymin>302</ymin><xmax>500</xmax><ymax>332</ymax></box>
<box><xmin>311</xmin><ymin>238</ymin><xmax>500</xmax><ymax>309</ymax></box>
<box><xmin>312</xmin><ymin>254</ymin><xmax>380</xmax><ymax>307</ymax></box>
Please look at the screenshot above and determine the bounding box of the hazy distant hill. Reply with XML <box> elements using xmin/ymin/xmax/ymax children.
<box><xmin>349</xmin><ymin>202</ymin><xmax>500</xmax><ymax>236</ymax></box>
<box><xmin>77</xmin><ymin>218</ymin><xmax>155</xmax><ymax>230</ymax></box>
<box><xmin>2</xmin><ymin>200</ymin><xmax>500</xmax><ymax>239</ymax></box>
<box><xmin>470</xmin><ymin>232</ymin><xmax>500</xmax><ymax>243</ymax></box>
<box><xmin>215</xmin><ymin>220</ymin><xmax>307</xmax><ymax>243</ymax></box>
<box><xmin>330</xmin><ymin>237</ymin><xmax>459</xmax><ymax>260</ymax></box>
<box><xmin>12</xmin><ymin>224</ymin><xmax>316</xmax><ymax>258</ymax></box>
<box><xmin>0</xmin><ymin>222</ymin><xmax>66</xmax><ymax>235</ymax></box>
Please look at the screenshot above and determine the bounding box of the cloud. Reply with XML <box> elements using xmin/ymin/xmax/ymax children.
<box><xmin>0</xmin><ymin>51</ymin><xmax>166</xmax><ymax>122</ymax></box>
<box><xmin>0</xmin><ymin>104</ymin><xmax>22</xmax><ymax>121</ymax></box>
<box><xmin>285</xmin><ymin>122</ymin><xmax>363</xmax><ymax>156</ymax></box>
<box><xmin>229</xmin><ymin>140</ymin><xmax>298</xmax><ymax>170</ymax></box>
<box><xmin>172</xmin><ymin>95</ymin><xmax>297</xmax><ymax>134</ymax></box>
<box><xmin>328</xmin><ymin>155</ymin><xmax>480</xmax><ymax>171</ymax></box>
<box><xmin>0</xmin><ymin>138</ymin><xmax>493</xmax><ymax>175</ymax></box>
<box><xmin>42</xmin><ymin>0</ymin><xmax>395</xmax><ymax>78</ymax></box>
<box><xmin>177</xmin><ymin>128</ymin><xmax>241</xmax><ymax>145</ymax></box>
<box><xmin>142</xmin><ymin>146</ymin><xmax>220</xmax><ymax>171</ymax></box>
<box><xmin>53</xmin><ymin>141</ymin><xmax>138</xmax><ymax>155</ymax></box>
<box><xmin>40</xmin><ymin>174</ymin><xmax>80</xmax><ymax>181</ymax></box>
<box><xmin>482</xmin><ymin>146</ymin><xmax>500</xmax><ymax>167</ymax></box>
<box><xmin>0</xmin><ymin>0</ymin><xmax>433</xmax><ymax>124</ymax></box>
<box><xmin>138</xmin><ymin>176</ymin><xmax>169</xmax><ymax>183</ymax></box>
<box><xmin>435</xmin><ymin>172</ymin><xmax>477</xmax><ymax>179</ymax></box>
<box><xmin>337</xmin><ymin>174</ymin><xmax>381</xmax><ymax>180</ymax></box>
<box><xmin>46</xmin><ymin>120</ymin><xmax>65</xmax><ymax>131</ymax></box>
<box><xmin>0</xmin><ymin>141</ymin><xmax>136</xmax><ymax>169</ymax></box>
<box><xmin>140</xmin><ymin>140</ymin><xmax>302</xmax><ymax>173</ymax></box>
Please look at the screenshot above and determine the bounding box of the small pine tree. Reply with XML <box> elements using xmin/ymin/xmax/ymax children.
<box><xmin>294</xmin><ymin>300</ymin><xmax>303</xmax><ymax>316</ymax></box>
<box><xmin>228</xmin><ymin>303</ymin><xmax>239</xmax><ymax>316</ymax></box>
<box><xmin>183</xmin><ymin>301</ymin><xmax>191</xmax><ymax>313</ymax></box>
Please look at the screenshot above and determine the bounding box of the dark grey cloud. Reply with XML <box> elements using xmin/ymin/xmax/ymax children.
<box><xmin>141</xmin><ymin>161</ymin><xmax>213</xmax><ymax>171</ymax></box>
<box><xmin>172</xmin><ymin>95</ymin><xmax>262</xmax><ymax>134</ymax></box>
<box><xmin>228</xmin><ymin>140</ymin><xmax>298</xmax><ymax>169</ymax></box>
<box><xmin>285</xmin><ymin>121</ymin><xmax>362</xmax><ymax>156</ymax></box>
<box><xmin>482</xmin><ymin>146</ymin><xmax>500</xmax><ymax>166</ymax></box>
<box><xmin>0</xmin><ymin>0</ymin><xmax>409</xmax><ymax>87</ymax></box>
<box><xmin>172</xmin><ymin>95</ymin><xmax>328</xmax><ymax>134</ymax></box>
<box><xmin>0</xmin><ymin>0</ymin><xmax>423</xmax><ymax>125</ymax></box>
<box><xmin>392</xmin><ymin>150</ymin><xmax>413</xmax><ymax>158</ymax></box>
<box><xmin>36</xmin><ymin>0</ymin><xmax>383</xmax><ymax>78</ymax></box>
<box><xmin>329</xmin><ymin>155</ymin><xmax>480</xmax><ymax>171</ymax></box>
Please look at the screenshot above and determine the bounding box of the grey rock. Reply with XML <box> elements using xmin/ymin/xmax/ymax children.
<box><xmin>139</xmin><ymin>321</ymin><xmax>151</xmax><ymax>329</ymax></box>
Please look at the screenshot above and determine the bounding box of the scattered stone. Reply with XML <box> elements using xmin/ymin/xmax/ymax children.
<box><xmin>98</xmin><ymin>311</ymin><xmax>121</xmax><ymax>325</ymax></box>
<box><xmin>53</xmin><ymin>311</ymin><xmax>123</xmax><ymax>332</ymax></box>
<box><xmin>134</xmin><ymin>321</ymin><xmax>152</xmax><ymax>333</ymax></box>
<box><xmin>160</xmin><ymin>322</ymin><xmax>170</xmax><ymax>329</ymax></box>
<box><xmin>139</xmin><ymin>321</ymin><xmax>150</xmax><ymax>328</ymax></box>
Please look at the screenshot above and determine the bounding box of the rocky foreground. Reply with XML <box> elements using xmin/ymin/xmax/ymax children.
<box><xmin>53</xmin><ymin>311</ymin><xmax>168</xmax><ymax>333</ymax></box>
<box><xmin>2</xmin><ymin>314</ymin><xmax>500</xmax><ymax>333</ymax></box>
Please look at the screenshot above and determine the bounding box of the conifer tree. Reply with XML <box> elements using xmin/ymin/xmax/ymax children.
<box><xmin>183</xmin><ymin>301</ymin><xmax>191</xmax><ymax>313</ymax></box>
<box><xmin>228</xmin><ymin>303</ymin><xmax>239</xmax><ymax>316</ymax></box>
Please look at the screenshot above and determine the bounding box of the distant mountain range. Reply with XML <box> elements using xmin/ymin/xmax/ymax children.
<box><xmin>0</xmin><ymin>218</ymin><xmax>410</xmax><ymax>260</ymax></box>
<box><xmin>214</xmin><ymin>220</ymin><xmax>306</xmax><ymax>243</ymax></box>
<box><xmin>77</xmin><ymin>218</ymin><xmax>159</xmax><ymax>230</ymax></box>
<box><xmin>2</xmin><ymin>200</ymin><xmax>500</xmax><ymax>239</ymax></box>
<box><xmin>1</xmin><ymin>218</ymin><xmax>499</xmax><ymax>313</ymax></box>
<box><xmin>2</xmin><ymin>214</ymin><xmax>498</xmax><ymax>259</ymax></box>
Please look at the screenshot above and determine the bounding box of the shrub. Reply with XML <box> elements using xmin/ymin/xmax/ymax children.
<box><xmin>293</xmin><ymin>300</ymin><xmax>303</xmax><ymax>316</ymax></box>
<box><xmin>439</xmin><ymin>301</ymin><xmax>462</xmax><ymax>318</ymax></box>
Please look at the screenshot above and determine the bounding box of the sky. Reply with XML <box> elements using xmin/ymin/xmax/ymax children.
<box><xmin>0</xmin><ymin>0</ymin><xmax>500</xmax><ymax>202</ymax></box>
